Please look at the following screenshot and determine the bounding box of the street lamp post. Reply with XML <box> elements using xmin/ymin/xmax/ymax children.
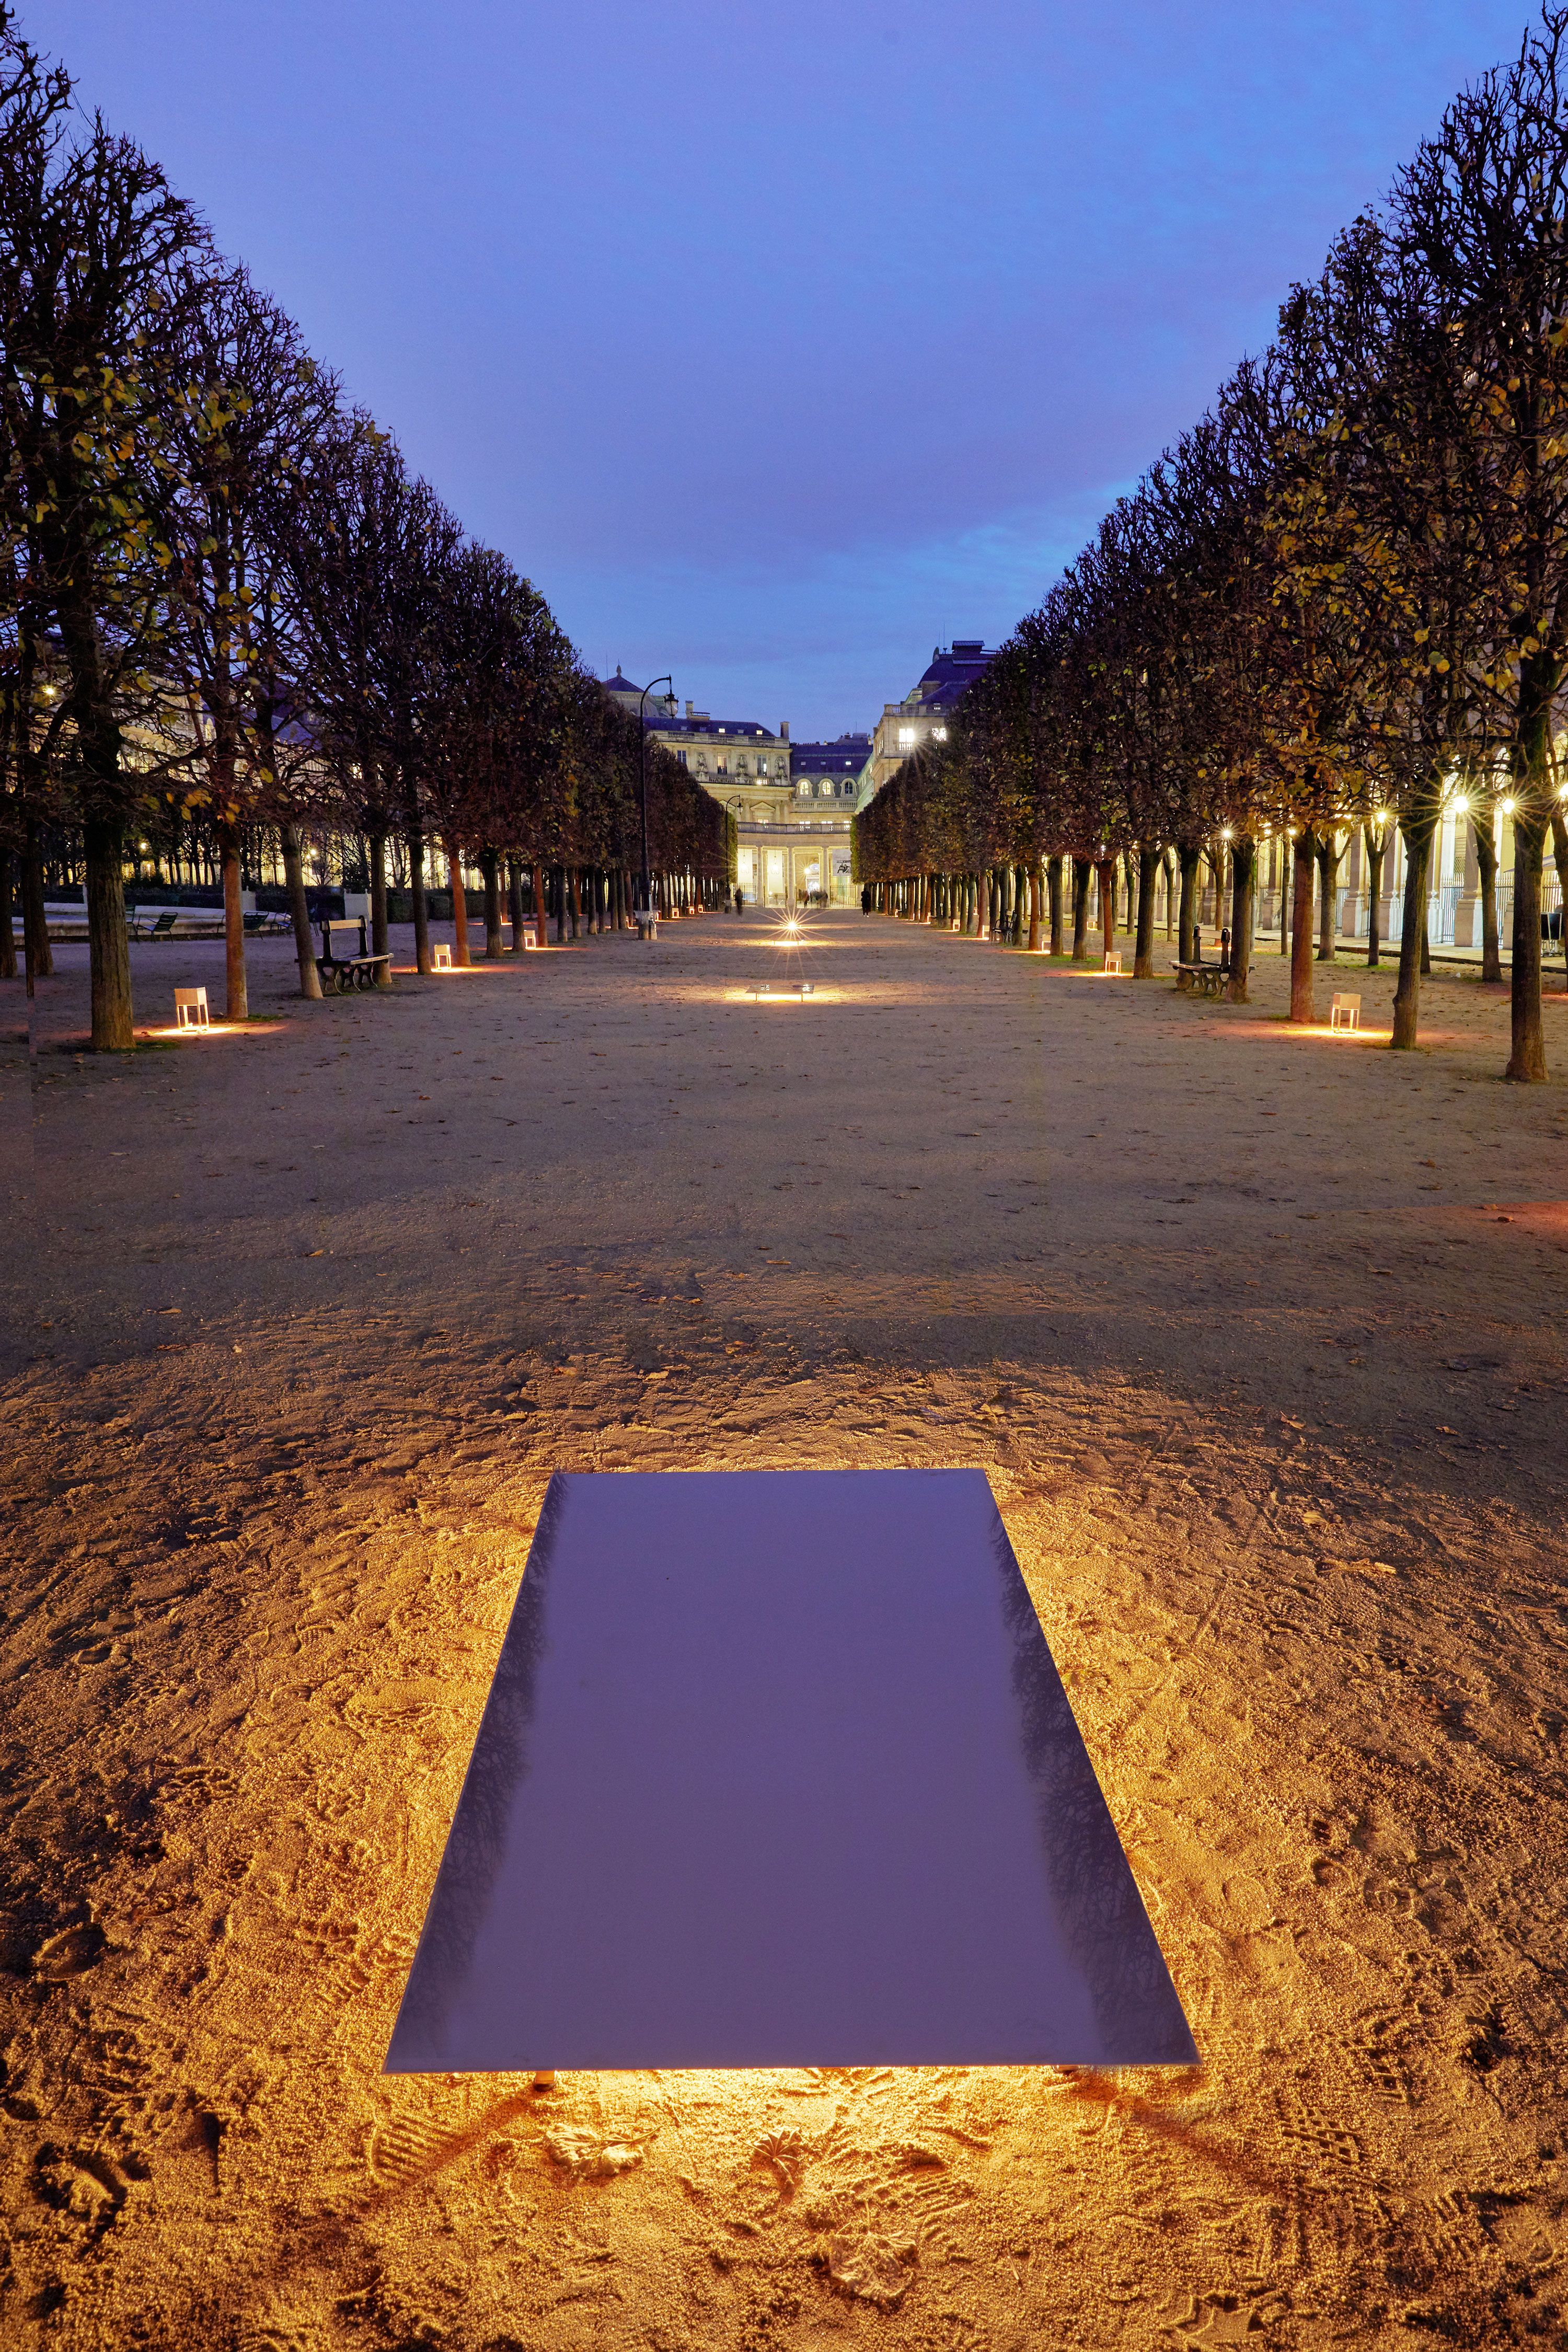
<box><xmin>636</xmin><ymin>675</ymin><xmax>673</xmax><ymax>939</ymax></box>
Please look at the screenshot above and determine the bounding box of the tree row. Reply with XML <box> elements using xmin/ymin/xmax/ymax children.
<box><xmin>0</xmin><ymin>9</ymin><xmax>730</xmax><ymax>1043</ymax></box>
<box><xmin>857</xmin><ymin>5</ymin><xmax>1568</xmax><ymax>1078</ymax></box>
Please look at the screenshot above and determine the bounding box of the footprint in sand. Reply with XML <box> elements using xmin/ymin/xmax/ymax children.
<box><xmin>33</xmin><ymin>2145</ymin><xmax>128</xmax><ymax>2239</ymax></box>
<box><xmin>1169</xmin><ymin>2289</ymin><xmax>1290</xmax><ymax>2344</ymax></box>
<box><xmin>544</xmin><ymin>2127</ymin><xmax>644</xmax><ymax>2178</ymax></box>
<box><xmin>31</xmin><ymin>1924</ymin><xmax>106</xmax><ymax>1979</ymax></box>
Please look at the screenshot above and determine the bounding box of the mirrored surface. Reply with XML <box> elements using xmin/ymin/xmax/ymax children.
<box><xmin>386</xmin><ymin>1469</ymin><xmax>1196</xmax><ymax>2071</ymax></box>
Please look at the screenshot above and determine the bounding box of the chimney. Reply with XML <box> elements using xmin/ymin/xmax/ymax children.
<box><xmin>685</xmin><ymin>700</ymin><xmax>694</xmax><ymax>719</ymax></box>
<box><xmin>780</xmin><ymin>720</ymin><xmax>789</xmax><ymax>741</ymax></box>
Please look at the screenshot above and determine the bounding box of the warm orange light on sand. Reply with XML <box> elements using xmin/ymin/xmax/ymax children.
<box><xmin>391</xmin><ymin>960</ymin><xmax>550</xmax><ymax>975</ymax></box>
<box><xmin>137</xmin><ymin>1021</ymin><xmax>281</xmax><ymax>1042</ymax></box>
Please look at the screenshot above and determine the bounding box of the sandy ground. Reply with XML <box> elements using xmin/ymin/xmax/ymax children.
<box><xmin>3</xmin><ymin>909</ymin><xmax>1567</xmax><ymax>2352</ymax></box>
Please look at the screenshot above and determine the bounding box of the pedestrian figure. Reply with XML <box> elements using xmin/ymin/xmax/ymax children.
<box><xmin>734</xmin><ymin>886</ymin><xmax>745</xmax><ymax>917</ymax></box>
<box><xmin>1219</xmin><ymin>926</ymin><xmax>1231</xmax><ymax>974</ymax></box>
<box><xmin>861</xmin><ymin>884</ymin><xmax>872</xmax><ymax>915</ymax></box>
<box><xmin>1192</xmin><ymin>925</ymin><xmax>1203</xmax><ymax>963</ymax></box>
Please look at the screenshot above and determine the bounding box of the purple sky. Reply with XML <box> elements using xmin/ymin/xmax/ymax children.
<box><xmin>48</xmin><ymin>0</ymin><xmax>1535</xmax><ymax>737</ymax></box>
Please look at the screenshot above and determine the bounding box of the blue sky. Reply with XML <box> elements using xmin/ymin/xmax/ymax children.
<box><xmin>48</xmin><ymin>0</ymin><xmax>1536</xmax><ymax>736</ymax></box>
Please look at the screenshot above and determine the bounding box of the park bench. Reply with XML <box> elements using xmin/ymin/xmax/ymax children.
<box><xmin>243</xmin><ymin>909</ymin><xmax>292</xmax><ymax>936</ymax></box>
<box><xmin>1174</xmin><ymin>961</ymin><xmax>1228</xmax><ymax>999</ymax></box>
<box><xmin>126</xmin><ymin>907</ymin><xmax>227</xmax><ymax>940</ymax></box>
<box><xmin>316</xmin><ymin>916</ymin><xmax>392</xmax><ymax>993</ymax></box>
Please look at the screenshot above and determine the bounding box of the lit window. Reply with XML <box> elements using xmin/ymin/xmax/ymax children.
<box><xmin>898</xmin><ymin>727</ymin><xmax>917</xmax><ymax>747</ymax></box>
<box><xmin>933</xmin><ymin>727</ymin><xmax>948</xmax><ymax>741</ymax></box>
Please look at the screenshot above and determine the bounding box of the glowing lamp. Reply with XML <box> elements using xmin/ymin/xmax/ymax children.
<box><xmin>433</xmin><ymin>942</ymin><xmax>453</xmax><ymax>969</ymax></box>
<box><xmin>1502</xmin><ymin>798</ymin><xmax>1518</xmax><ymax>816</ymax></box>
<box><xmin>385</xmin><ymin>1471</ymin><xmax>1195</xmax><ymax>2073</ymax></box>
<box><xmin>1450</xmin><ymin>796</ymin><xmax>1470</xmax><ymax>815</ymax></box>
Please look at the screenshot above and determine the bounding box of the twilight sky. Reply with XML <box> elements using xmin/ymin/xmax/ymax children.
<box><xmin>47</xmin><ymin>1</ymin><xmax>1536</xmax><ymax>737</ymax></box>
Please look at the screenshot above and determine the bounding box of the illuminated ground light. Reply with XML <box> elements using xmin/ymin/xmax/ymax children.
<box><xmin>732</xmin><ymin>910</ymin><xmax>827</xmax><ymax>1003</ymax></box>
<box><xmin>387</xmin><ymin>1470</ymin><xmax>1194</xmax><ymax>2080</ymax></box>
<box><xmin>137</xmin><ymin>1020</ymin><xmax>281</xmax><ymax>1042</ymax></box>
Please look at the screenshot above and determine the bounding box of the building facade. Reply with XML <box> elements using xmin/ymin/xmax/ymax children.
<box><xmin>779</xmin><ymin>735</ymin><xmax>872</xmax><ymax>905</ymax></box>
<box><xmin>602</xmin><ymin>643</ymin><xmax>996</xmax><ymax>905</ymax></box>
<box><xmin>603</xmin><ymin>672</ymin><xmax>874</xmax><ymax>907</ymax></box>
<box><xmin>870</xmin><ymin>640</ymin><xmax>998</xmax><ymax>794</ymax></box>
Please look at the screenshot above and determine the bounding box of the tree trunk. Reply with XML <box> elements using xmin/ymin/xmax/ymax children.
<box><xmin>1177</xmin><ymin>842</ymin><xmax>1200</xmax><ymax>964</ymax></box>
<box><xmin>569</xmin><ymin>869</ymin><xmax>581</xmax><ymax>938</ymax></box>
<box><xmin>1289</xmin><ymin>828</ymin><xmax>1316</xmax><ymax>1025</ymax></box>
<box><xmin>281</xmin><ymin>824</ymin><xmax>322</xmax><ymax>999</ymax></box>
<box><xmin>1507</xmin><ymin>809</ymin><xmax>1549</xmax><ymax>1081</ymax></box>
<box><xmin>508</xmin><ymin>858</ymin><xmax>525</xmax><ymax>951</ymax></box>
<box><xmin>1472</xmin><ymin>817</ymin><xmax>1501</xmax><ymax>983</ymax></box>
<box><xmin>447</xmin><ymin>838</ymin><xmax>471</xmax><ymax>964</ymax></box>
<box><xmin>481</xmin><ymin>848</ymin><xmax>503</xmax><ymax>958</ymax></box>
<box><xmin>1392</xmin><ymin>798</ymin><xmax>1438</xmax><ymax>1051</ymax></box>
<box><xmin>1134</xmin><ymin>845</ymin><xmax>1158</xmax><ymax>977</ymax></box>
<box><xmin>1070</xmin><ymin>858</ymin><xmax>1091</xmax><ymax>959</ymax></box>
<box><xmin>1226</xmin><ymin>835</ymin><xmax>1255</xmax><ymax>1004</ymax></box>
<box><xmin>1316</xmin><ymin>834</ymin><xmax>1340</xmax><ymax>960</ymax></box>
<box><xmin>370</xmin><ymin>833</ymin><xmax>390</xmax><ymax>984</ymax></box>
<box><xmin>0</xmin><ymin>843</ymin><xmax>14</xmax><ymax>981</ymax></box>
<box><xmin>1551</xmin><ymin>808</ymin><xmax>1568</xmax><ymax>993</ymax></box>
<box><xmin>1027</xmin><ymin>864</ymin><xmax>1042</xmax><ymax>952</ymax></box>
<box><xmin>1098</xmin><ymin>859</ymin><xmax>1115</xmax><ymax>961</ymax></box>
<box><xmin>22</xmin><ymin>814</ymin><xmax>51</xmax><ymax>977</ymax></box>
<box><xmin>408</xmin><ymin>826</ymin><xmax>431</xmax><ymax>974</ymax></box>
<box><xmin>1162</xmin><ymin>851</ymin><xmax>1175</xmax><ymax>941</ymax></box>
<box><xmin>1364</xmin><ymin>827</ymin><xmax>1385</xmax><ymax>971</ymax></box>
<box><xmin>85</xmin><ymin>812</ymin><xmax>134</xmax><ymax>1050</ymax></box>
<box><xmin>533</xmin><ymin>861</ymin><xmax>547</xmax><ymax>943</ymax></box>
<box><xmin>1046</xmin><ymin>855</ymin><xmax>1064</xmax><ymax>953</ymax></box>
<box><xmin>219</xmin><ymin>823</ymin><xmax>248</xmax><ymax>1021</ymax></box>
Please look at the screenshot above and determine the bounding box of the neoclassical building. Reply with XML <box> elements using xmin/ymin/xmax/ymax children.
<box><xmin>870</xmin><ymin>640</ymin><xmax>998</xmax><ymax>793</ymax></box>
<box><xmin>601</xmin><ymin>672</ymin><xmax>872</xmax><ymax>906</ymax></box>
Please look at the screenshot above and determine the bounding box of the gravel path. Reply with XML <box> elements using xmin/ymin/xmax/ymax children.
<box><xmin>2</xmin><ymin>911</ymin><xmax>1565</xmax><ymax>2348</ymax></box>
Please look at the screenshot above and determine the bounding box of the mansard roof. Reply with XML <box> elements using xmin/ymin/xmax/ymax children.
<box><xmin>912</xmin><ymin>640</ymin><xmax>997</xmax><ymax>709</ymax></box>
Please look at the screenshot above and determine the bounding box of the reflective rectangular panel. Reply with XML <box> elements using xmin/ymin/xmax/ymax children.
<box><xmin>386</xmin><ymin>1469</ymin><xmax>1196</xmax><ymax>2071</ymax></box>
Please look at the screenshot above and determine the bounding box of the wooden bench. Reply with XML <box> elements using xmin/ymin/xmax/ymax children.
<box><xmin>129</xmin><ymin>908</ymin><xmax>225</xmax><ymax>940</ymax></box>
<box><xmin>1174</xmin><ymin>961</ymin><xmax>1228</xmax><ymax>999</ymax></box>
<box><xmin>316</xmin><ymin>917</ymin><xmax>392</xmax><ymax>993</ymax></box>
